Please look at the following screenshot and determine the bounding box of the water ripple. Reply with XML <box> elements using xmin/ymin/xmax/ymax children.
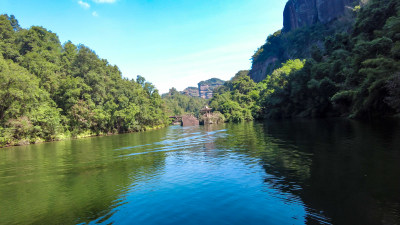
<box><xmin>1</xmin><ymin>120</ymin><xmax>400</xmax><ymax>225</ymax></box>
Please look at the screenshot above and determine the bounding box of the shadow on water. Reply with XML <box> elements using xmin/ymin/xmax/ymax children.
<box><xmin>0</xmin><ymin>129</ymin><xmax>170</xmax><ymax>225</ymax></box>
<box><xmin>219</xmin><ymin>119</ymin><xmax>400</xmax><ymax>225</ymax></box>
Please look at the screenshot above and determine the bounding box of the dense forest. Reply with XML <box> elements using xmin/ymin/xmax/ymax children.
<box><xmin>162</xmin><ymin>88</ymin><xmax>208</xmax><ymax>117</ymax></box>
<box><xmin>0</xmin><ymin>15</ymin><xmax>168</xmax><ymax>147</ymax></box>
<box><xmin>210</xmin><ymin>0</ymin><xmax>400</xmax><ymax>121</ymax></box>
<box><xmin>1</xmin><ymin>0</ymin><xmax>399</xmax><ymax>146</ymax></box>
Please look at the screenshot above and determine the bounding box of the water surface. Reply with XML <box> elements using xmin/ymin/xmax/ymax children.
<box><xmin>1</xmin><ymin>119</ymin><xmax>400</xmax><ymax>225</ymax></box>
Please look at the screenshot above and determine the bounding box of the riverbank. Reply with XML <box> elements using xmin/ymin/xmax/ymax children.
<box><xmin>0</xmin><ymin>124</ymin><xmax>167</xmax><ymax>149</ymax></box>
<box><xmin>5</xmin><ymin>114</ymin><xmax>400</xmax><ymax>148</ymax></box>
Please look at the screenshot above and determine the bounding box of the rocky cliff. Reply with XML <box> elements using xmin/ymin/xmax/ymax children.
<box><xmin>181</xmin><ymin>87</ymin><xmax>199</xmax><ymax>97</ymax></box>
<box><xmin>250</xmin><ymin>56</ymin><xmax>279</xmax><ymax>82</ymax></box>
<box><xmin>249</xmin><ymin>0</ymin><xmax>358</xmax><ymax>82</ymax></box>
<box><xmin>283</xmin><ymin>0</ymin><xmax>357</xmax><ymax>32</ymax></box>
<box><xmin>198</xmin><ymin>78</ymin><xmax>225</xmax><ymax>99</ymax></box>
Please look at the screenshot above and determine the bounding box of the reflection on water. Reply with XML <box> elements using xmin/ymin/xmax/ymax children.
<box><xmin>0</xmin><ymin>119</ymin><xmax>399</xmax><ymax>225</ymax></box>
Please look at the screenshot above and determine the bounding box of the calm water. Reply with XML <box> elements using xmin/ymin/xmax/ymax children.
<box><xmin>1</xmin><ymin>119</ymin><xmax>400</xmax><ymax>225</ymax></box>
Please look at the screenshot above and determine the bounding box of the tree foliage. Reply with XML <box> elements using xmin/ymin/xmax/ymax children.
<box><xmin>0</xmin><ymin>14</ymin><xmax>167</xmax><ymax>147</ymax></box>
<box><xmin>213</xmin><ymin>0</ymin><xmax>400</xmax><ymax>120</ymax></box>
<box><xmin>210</xmin><ymin>70</ymin><xmax>257</xmax><ymax>122</ymax></box>
<box><xmin>162</xmin><ymin>88</ymin><xmax>208</xmax><ymax>117</ymax></box>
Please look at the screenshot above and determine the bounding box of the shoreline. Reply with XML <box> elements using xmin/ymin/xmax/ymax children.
<box><xmin>0</xmin><ymin>124</ymin><xmax>167</xmax><ymax>149</ymax></box>
<box><xmin>3</xmin><ymin>114</ymin><xmax>400</xmax><ymax>149</ymax></box>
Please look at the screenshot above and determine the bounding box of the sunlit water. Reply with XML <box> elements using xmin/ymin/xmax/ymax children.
<box><xmin>1</xmin><ymin>119</ymin><xmax>400</xmax><ymax>225</ymax></box>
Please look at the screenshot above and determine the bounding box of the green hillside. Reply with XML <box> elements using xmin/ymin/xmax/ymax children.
<box><xmin>211</xmin><ymin>0</ymin><xmax>400</xmax><ymax>120</ymax></box>
<box><xmin>0</xmin><ymin>15</ymin><xmax>167</xmax><ymax>147</ymax></box>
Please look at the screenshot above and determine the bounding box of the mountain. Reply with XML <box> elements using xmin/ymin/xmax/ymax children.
<box><xmin>181</xmin><ymin>87</ymin><xmax>199</xmax><ymax>97</ymax></box>
<box><xmin>211</xmin><ymin>0</ymin><xmax>400</xmax><ymax>120</ymax></box>
<box><xmin>198</xmin><ymin>78</ymin><xmax>225</xmax><ymax>99</ymax></box>
<box><xmin>249</xmin><ymin>0</ymin><xmax>360</xmax><ymax>82</ymax></box>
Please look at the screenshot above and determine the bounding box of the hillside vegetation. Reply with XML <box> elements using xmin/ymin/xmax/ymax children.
<box><xmin>1</xmin><ymin>0</ymin><xmax>399</xmax><ymax>145</ymax></box>
<box><xmin>211</xmin><ymin>0</ymin><xmax>400</xmax><ymax>121</ymax></box>
<box><xmin>162</xmin><ymin>88</ymin><xmax>208</xmax><ymax>117</ymax></box>
<box><xmin>0</xmin><ymin>15</ymin><xmax>167</xmax><ymax>147</ymax></box>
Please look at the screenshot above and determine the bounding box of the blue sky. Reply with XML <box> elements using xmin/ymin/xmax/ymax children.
<box><xmin>0</xmin><ymin>0</ymin><xmax>287</xmax><ymax>93</ymax></box>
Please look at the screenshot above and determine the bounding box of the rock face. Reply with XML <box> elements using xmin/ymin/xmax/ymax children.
<box><xmin>181</xmin><ymin>87</ymin><xmax>199</xmax><ymax>97</ymax></box>
<box><xmin>181</xmin><ymin>115</ymin><xmax>199</xmax><ymax>126</ymax></box>
<box><xmin>250</xmin><ymin>57</ymin><xmax>279</xmax><ymax>83</ymax></box>
<box><xmin>283</xmin><ymin>0</ymin><xmax>318</xmax><ymax>32</ymax></box>
<box><xmin>317</xmin><ymin>0</ymin><xmax>357</xmax><ymax>23</ymax></box>
<box><xmin>198</xmin><ymin>78</ymin><xmax>225</xmax><ymax>99</ymax></box>
<box><xmin>283</xmin><ymin>0</ymin><xmax>357</xmax><ymax>32</ymax></box>
<box><xmin>249</xmin><ymin>0</ymin><xmax>358</xmax><ymax>82</ymax></box>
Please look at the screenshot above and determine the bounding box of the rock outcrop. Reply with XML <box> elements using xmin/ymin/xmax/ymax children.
<box><xmin>181</xmin><ymin>87</ymin><xmax>199</xmax><ymax>97</ymax></box>
<box><xmin>200</xmin><ymin>112</ymin><xmax>225</xmax><ymax>125</ymax></box>
<box><xmin>181</xmin><ymin>115</ymin><xmax>199</xmax><ymax>126</ymax></box>
<box><xmin>198</xmin><ymin>78</ymin><xmax>225</xmax><ymax>99</ymax></box>
<box><xmin>283</xmin><ymin>0</ymin><xmax>318</xmax><ymax>32</ymax></box>
<box><xmin>283</xmin><ymin>0</ymin><xmax>357</xmax><ymax>32</ymax></box>
<box><xmin>249</xmin><ymin>0</ymin><xmax>358</xmax><ymax>82</ymax></box>
<box><xmin>250</xmin><ymin>57</ymin><xmax>279</xmax><ymax>83</ymax></box>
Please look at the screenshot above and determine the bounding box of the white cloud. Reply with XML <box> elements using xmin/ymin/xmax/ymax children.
<box><xmin>92</xmin><ymin>11</ymin><xmax>99</xmax><ymax>17</ymax></box>
<box><xmin>92</xmin><ymin>0</ymin><xmax>116</xmax><ymax>3</ymax></box>
<box><xmin>78</xmin><ymin>0</ymin><xmax>90</xmax><ymax>9</ymax></box>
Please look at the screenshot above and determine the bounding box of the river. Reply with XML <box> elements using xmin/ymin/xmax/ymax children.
<box><xmin>1</xmin><ymin>119</ymin><xmax>399</xmax><ymax>225</ymax></box>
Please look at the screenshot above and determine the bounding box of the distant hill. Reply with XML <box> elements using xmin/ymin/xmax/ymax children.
<box><xmin>198</xmin><ymin>78</ymin><xmax>225</xmax><ymax>86</ymax></box>
<box><xmin>198</xmin><ymin>78</ymin><xmax>225</xmax><ymax>99</ymax></box>
<box><xmin>162</xmin><ymin>88</ymin><xmax>207</xmax><ymax>117</ymax></box>
<box><xmin>181</xmin><ymin>87</ymin><xmax>199</xmax><ymax>97</ymax></box>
